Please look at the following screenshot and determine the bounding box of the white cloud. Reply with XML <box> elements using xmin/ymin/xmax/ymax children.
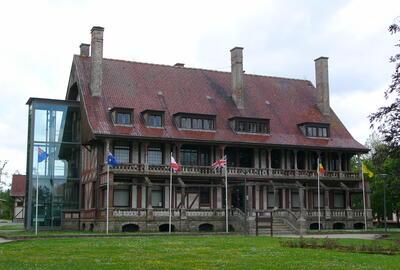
<box><xmin>0</xmin><ymin>0</ymin><xmax>398</xmax><ymax>186</ymax></box>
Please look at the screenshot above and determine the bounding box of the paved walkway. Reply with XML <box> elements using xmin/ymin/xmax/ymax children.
<box><xmin>278</xmin><ymin>234</ymin><xmax>382</xmax><ymax>240</ymax></box>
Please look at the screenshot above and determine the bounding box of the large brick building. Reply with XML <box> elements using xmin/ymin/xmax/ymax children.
<box><xmin>25</xmin><ymin>26</ymin><xmax>370</xmax><ymax>234</ymax></box>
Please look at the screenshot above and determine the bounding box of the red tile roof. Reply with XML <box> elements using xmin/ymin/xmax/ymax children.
<box><xmin>74</xmin><ymin>56</ymin><xmax>367</xmax><ymax>151</ymax></box>
<box><xmin>10</xmin><ymin>174</ymin><xmax>26</xmax><ymax>197</ymax></box>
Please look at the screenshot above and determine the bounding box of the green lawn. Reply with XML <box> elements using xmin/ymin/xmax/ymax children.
<box><xmin>0</xmin><ymin>236</ymin><xmax>400</xmax><ymax>270</ymax></box>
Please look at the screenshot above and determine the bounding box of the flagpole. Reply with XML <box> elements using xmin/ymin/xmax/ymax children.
<box><xmin>317</xmin><ymin>157</ymin><xmax>321</xmax><ymax>231</ymax></box>
<box><xmin>106</xmin><ymin>163</ymin><xmax>109</xmax><ymax>235</ymax></box>
<box><xmin>169</xmin><ymin>153</ymin><xmax>173</xmax><ymax>234</ymax></box>
<box><xmin>361</xmin><ymin>163</ymin><xmax>367</xmax><ymax>231</ymax></box>
<box><xmin>35</xmin><ymin>167</ymin><xmax>39</xmax><ymax>236</ymax></box>
<box><xmin>225</xmin><ymin>158</ymin><xmax>228</xmax><ymax>233</ymax></box>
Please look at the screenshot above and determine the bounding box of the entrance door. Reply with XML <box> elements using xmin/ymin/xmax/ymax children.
<box><xmin>231</xmin><ymin>185</ymin><xmax>245</xmax><ymax>212</ymax></box>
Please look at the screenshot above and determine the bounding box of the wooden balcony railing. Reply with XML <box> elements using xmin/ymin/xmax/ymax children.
<box><xmin>103</xmin><ymin>163</ymin><xmax>360</xmax><ymax>180</ymax></box>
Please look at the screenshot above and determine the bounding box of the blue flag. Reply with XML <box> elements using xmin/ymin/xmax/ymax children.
<box><xmin>38</xmin><ymin>147</ymin><xmax>49</xmax><ymax>163</ymax></box>
<box><xmin>107</xmin><ymin>153</ymin><xmax>119</xmax><ymax>167</ymax></box>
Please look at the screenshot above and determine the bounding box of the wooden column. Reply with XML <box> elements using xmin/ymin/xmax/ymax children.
<box><xmin>255</xmin><ymin>184</ymin><xmax>260</xmax><ymax>210</ymax></box>
<box><xmin>217</xmin><ymin>186</ymin><xmax>222</xmax><ymax>208</ymax></box>
<box><xmin>281</xmin><ymin>149</ymin><xmax>285</xmax><ymax>169</ymax></box>
<box><xmin>263</xmin><ymin>186</ymin><xmax>268</xmax><ymax>209</ymax></box>
<box><xmin>268</xmin><ymin>149</ymin><xmax>272</xmax><ymax>174</ymax></box>
<box><xmin>247</xmin><ymin>185</ymin><xmax>253</xmax><ymax>211</ymax></box>
<box><xmin>324</xmin><ymin>189</ymin><xmax>330</xmax><ymax>209</ymax></box>
<box><xmin>181</xmin><ymin>186</ymin><xmax>186</xmax><ymax>209</ymax></box>
<box><xmin>274</xmin><ymin>187</ymin><xmax>279</xmax><ymax>209</ymax></box>
<box><xmin>146</xmin><ymin>184</ymin><xmax>152</xmax><ymax>209</ymax></box>
<box><xmin>345</xmin><ymin>189</ymin><xmax>351</xmax><ymax>210</ymax></box>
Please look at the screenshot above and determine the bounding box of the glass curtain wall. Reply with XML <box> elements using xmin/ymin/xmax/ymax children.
<box><xmin>26</xmin><ymin>99</ymin><xmax>80</xmax><ymax>229</ymax></box>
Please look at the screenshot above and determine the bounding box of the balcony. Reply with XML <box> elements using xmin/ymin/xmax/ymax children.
<box><xmin>102</xmin><ymin>163</ymin><xmax>360</xmax><ymax>181</ymax></box>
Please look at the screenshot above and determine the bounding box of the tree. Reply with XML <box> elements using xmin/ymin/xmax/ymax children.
<box><xmin>364</xmin><ymin>135</ymin><xmax>400</xmax><ymax>225</ymax></box>
<box><xmin>0</xmin><ymin>160</ymin><xmax>9</xmax><ymax>190</ymax></box>
<box><xmin>370</xmin><ymin>22</ymin><xmax>400</xmax><ymax>151</ymax></box>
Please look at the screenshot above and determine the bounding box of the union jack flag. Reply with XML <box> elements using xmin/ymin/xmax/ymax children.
<box><xmin>212</xmin><ymin>156</ymin><xmax>227</xmax><ymax>169</ymax></box>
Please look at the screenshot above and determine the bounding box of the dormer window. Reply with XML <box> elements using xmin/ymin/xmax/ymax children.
<box><xmin>299</xmin><ymin>123</ymin><xmax>329</xmax><ymax>138</ymax></box>
<box><xmin>231</xmin><ymin>117</ymin><xmax>270</xmax><ymax>134</ymax></box>
<box><xmin>142</xmin><ymin>110</ymin><xmax>164</xmax><ymax>128</ymax></box>
<box><xmin>148</xmin><ymin>113</ymin><xmax>162</xmax><ymax>127</ymax></box>
<box><xmin>174</xmin><ymin>113</ymin><xmax>216</xmax><ymax>131</ymax></box>
<box><xmin>111</xmin><ymin>108</ymin><xmax>133</xmax><ymax>125</ymax></box>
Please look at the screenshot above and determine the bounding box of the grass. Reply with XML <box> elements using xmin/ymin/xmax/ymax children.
<box><xmin>0</xmin><ymin>224</ymin><xmax>24</xmax><ymax>231</ymax></box>
<box><xmin>1</xmin><ymin>236</ymin><xmax>400</xmax><ymax>269</ymax></box>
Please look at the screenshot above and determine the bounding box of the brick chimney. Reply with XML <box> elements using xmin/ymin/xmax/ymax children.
<box><xmin>231</xmin><ymin>47</ymin><xmax>244</xmax><ymax>109</ymax></box>
<box><xmin>80</xmin><ymin>43</ymin><xmax>90</xmax><ymax>57</ymax></box>
<box><xmin>314</xmin><ymin>56</ymin><xmax>330</xmax><ymax>116</ymax></box>
<box><xmin>90</xmin><ymin>26</ymin><xmax>104</xmax><ymax>97</ymax></box>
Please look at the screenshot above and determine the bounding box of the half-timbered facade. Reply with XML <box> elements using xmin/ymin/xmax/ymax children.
<box><xmin>28</xmin><ymin>26</ymin><xmax>371</xmax><ymax>234</ymax></box>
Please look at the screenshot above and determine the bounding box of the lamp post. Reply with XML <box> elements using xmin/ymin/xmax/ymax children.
<box><xmin>378</xmin><ymin>174</ymin><xmax>388</xmax><ymax>232</ymax></box>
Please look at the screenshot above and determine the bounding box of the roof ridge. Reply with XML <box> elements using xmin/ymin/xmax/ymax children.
<box><xmin>75</xmin><ymin>55</ymin><xmax>312</xmax><ymax>83</ymax></box>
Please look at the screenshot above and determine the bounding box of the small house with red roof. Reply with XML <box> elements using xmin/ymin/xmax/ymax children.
<box><xmin>10</xmin><ymin>174</ymin><xmax>26</xmax><ymax>222</ymax></box>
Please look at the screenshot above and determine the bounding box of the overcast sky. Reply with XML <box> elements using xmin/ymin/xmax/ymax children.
<box><xmin>0</xmin><ymin>0</ymin><xmax>399</xmax><ymax>186</ymax></box>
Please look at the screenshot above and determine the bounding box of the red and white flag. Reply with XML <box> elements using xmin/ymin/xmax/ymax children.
<box><xmin>212</xmin><ymin>157</ymin><xmax>227</xmax><ymax>169</ymax></box>
<box><xmin>170</xmin><ymin>155</ymin><xmax>181</xmax><ymax>172</ymax></box>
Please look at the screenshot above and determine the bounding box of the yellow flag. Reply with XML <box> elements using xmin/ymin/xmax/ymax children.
<box><xmin>362</xmin><ymin>162</ymin><xmax>374</xmax><ymax>178</ymax></box>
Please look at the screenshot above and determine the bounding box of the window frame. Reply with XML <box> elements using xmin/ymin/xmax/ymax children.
<box><xmin>113</xmin><ymin>144</ymin><xmax>130</xmax><ymax>164</ymax></box>
<box><xmin>176</xmin><ymin>114</ymin><xmax>216</xmax><ymax>131</ymax></box>
<box><xmin>233</xmin><ymin>118</ymin><xmax>270</xmax><ymax>134</ymax></box>
<box><xmin>113</xmin><ymin>187</ymin><xmax>130</xmax><ymax>208</ymax></box>
<box><xmin>147</xmin><ymin>143</ymin><xmax>163</xmax><ymax>165</ymax></box>
<box><xmin>147</xmin><ymin>113</ymin><xmax>163</xmax><ymax>128</ymax></box>
<box><xmin>111</xmin><ymin>108</ymin><xmax>133</xmax><ymax>126</ymax></box>
<box><xmin>199</xmin><ymin>187</ymin><xmax>210</xmax><ymax>206</ymax></box>
<box><xmin>304</xmin><ymin>123</ymin><xmax>329</xmax><ymax>138</ymax></box>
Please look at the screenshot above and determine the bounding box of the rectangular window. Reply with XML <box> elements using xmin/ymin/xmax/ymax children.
<box><xmin>116</xmin><ymin>112</ymin><xmax>131</xmax><ymax>125</ymax></box>
<box><xmin>147</xmin><ymin>144</ymin><xmax>162</xmax><ymax>165</ymax></box>
<box><xmin>114</xmin><ymin>145</ymin><xmax>130</xmax><ymax>163</ymax></box>
<box><xmin>334</xmin><ymin>192</ymin><xmax>345</xmax><ymax>208</ymax></box>
<box><xmin>199</xmin><ymin>187</ymin><xmax>210</xmax><ymax>205</ymax></box>
<box><xmin>203</xmin><ymin>119</ymin><xmax>213</xmax><ymax>130</ymax></box>
<box><xmin>306</xmin><ymin>125</ymin><xmax>329</xmax><ymax>138</ymax></box>
<box><xmin>180</xmin><ymin>147</ymin><xmax>198</xmax><ymax>165</ymax></box>
<box><xmin>267</xmin><ymin>189</ymin><xmax>275</xmax><ymax>208</ymax></box>
<box><xmin>237</xmin><ymin>121</ymin><xmax>246</xmax><ymax>132</ymax></box>
<box><xmin>148</xmin><ymin>114</ymin><xmax>162</xmax><ymax>127</ymax></box>
<box><xmin>291</xmin><ymin>191</ymin><xmax>300</xmax><ymax>208</ymax></box>
<box><xmin>248</xmin><ymin>122</ymin><xmax>257</xmax><ymax>133</ymax></box>
<box><xmin>152</xmin><ymin>186</ymin><xmax>163</xmax><ymax>208</ymax></box>
<box><xmin>235</xmin><ymin>119</ymin><xmax>269</xmax><ymax>134</ymax></box>
<box><xmin>313</xmin><ymin>192</ymin><xmax>324</xmax><ymax>208</ymax></box>
<box><xmin>257</xmin><ymin>122</ymin><xmax>267</xmax><ymax>133</ymax></box>
<box><xmin>114</xmin><ymin>188</ymin><xmax>130</xmax><ymax>207</ymax></box>
<box><xmin>181</xmin><ymin>117</ymin><xmax>192</xmax><ymax>129</ymax></box>
<box><xmin>192</xmin><ymin>118</ymin><xmax>203</xmax><ymax>129</ymax></box>
<box><xmin>179</xmin><ymin>116</ymin><xmax>215</xmax><ymax>130</ymax></box>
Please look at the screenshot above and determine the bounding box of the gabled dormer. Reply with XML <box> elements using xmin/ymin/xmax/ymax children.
<box><xmin>298</xmin><ymin>122</ymin><xmax>330</xmax><ymax>138</ymax></box>
<box><xmin>229</xmin><ymin>117</ymin><xmax>270</xmax><ymax>135</ymax></box>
